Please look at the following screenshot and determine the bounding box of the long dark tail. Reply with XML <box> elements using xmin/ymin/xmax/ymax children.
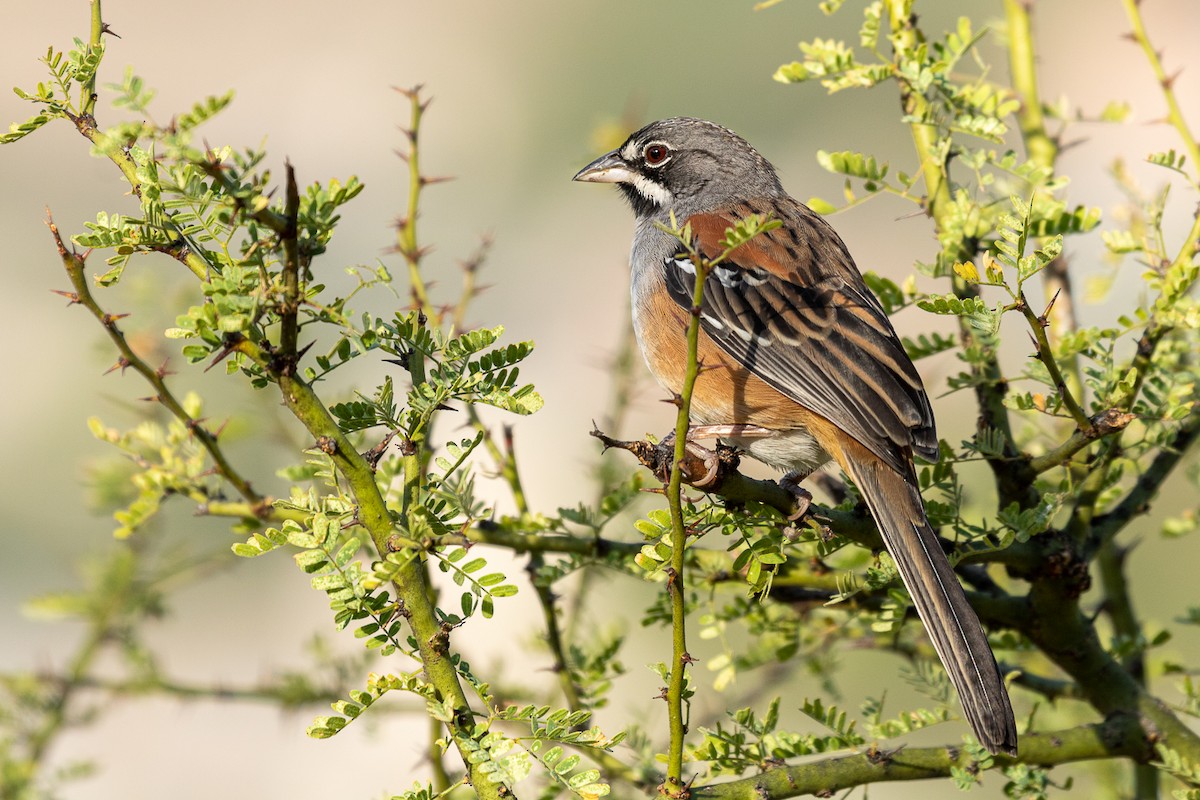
<box><xmin>843</xmin><ymin>455</ymin><xmax>1018</xmax><ymax>755</ymax></box>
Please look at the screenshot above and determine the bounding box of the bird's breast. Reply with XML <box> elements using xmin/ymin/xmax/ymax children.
<box><xmin>632</xmin><ymin>260</ymin><xmax>782</xmax><ymax>423</ymax></box>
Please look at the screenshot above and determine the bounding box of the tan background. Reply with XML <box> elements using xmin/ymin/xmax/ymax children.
<box><xmin>2</xmin><ymin>1</ymin><xmax>1198</xmax><ymax>797</ymax></box>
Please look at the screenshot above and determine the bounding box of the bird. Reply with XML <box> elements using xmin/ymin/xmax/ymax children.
<box><xmin>573</xmin><ymin>117</ymin><xmax>1017</xmax><ymax>756</ymax></box>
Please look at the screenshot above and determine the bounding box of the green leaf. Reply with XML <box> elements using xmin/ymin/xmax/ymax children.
<box><xmin>816</xmin><ymin>149</ymin><xmax>888</xmax><ymax>181</ymax></box>
<box><xmin>177</xmin><ymin>90</ymin><xmax>234</xmax><ymax>131</ymax></box>
<box><xmin>1148</xmin><ymin>149</ymin><xmax>1189</xmax><ymax>176</ymax></box>
<box><xmin>1</xmin><ymin>110</ymin><xmax>57</xmax><ymax>144</ymax></box>
<box><xmin>806</xmin><ymin>196</ymin><xmax>837</xmax><ymax>214</ymax></box>
<box><xmin>1099</xmin><ymin>100</ymin><xmax>1131</xmax><ymax>122</ymax></box>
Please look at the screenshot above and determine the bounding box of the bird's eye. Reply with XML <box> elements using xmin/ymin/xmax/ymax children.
<box><xmin>643</xmin><ymin>143</ymin><xmax>670</xmax><ymax>166</ymax></box>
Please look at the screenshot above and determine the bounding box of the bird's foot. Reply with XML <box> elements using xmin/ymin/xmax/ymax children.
<box><xmin>779</xmin><ymin>470</ymin><xmax>815</xmax><ymax>521</ymax></box>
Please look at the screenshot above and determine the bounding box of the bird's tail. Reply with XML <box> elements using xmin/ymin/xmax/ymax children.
<box><xmin>841</xmin><ymin>453</ymin><xmax>1018</xmax><ymax>755</ymax></box>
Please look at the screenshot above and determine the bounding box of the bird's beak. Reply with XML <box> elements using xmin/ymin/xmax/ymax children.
<box><xmin>572</xmin><ymin>150</ymin><xmax>634</xmax><ymax>184</ymax></box>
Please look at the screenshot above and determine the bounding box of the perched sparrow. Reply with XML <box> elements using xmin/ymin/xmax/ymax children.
<box><xmin>574</xmin><ymin>117</ymin><xmax>1017</xmax><ymax>755</ymax></box>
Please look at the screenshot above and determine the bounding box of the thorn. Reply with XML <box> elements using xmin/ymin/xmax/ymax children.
<box><xmin>102</xmin><ymin>312</ymin><xmax>130</xmax><ymax>325</ymax></box>
<box><xmin>397</xmin><ymin>243</ymin><xmax>435</xmax><ymax>262</ymax></box>
<box><xmin>204</xmin><ymin>338</ymin><xmax>241</xmax><ymax>373</ymax></box>
<box><xmin>50</xmin><ymin>289</ymin><xmax>81</xmax><ymax>305</ymax></box>
<box><xmin>1043</xmin><ymin>288</ymin><xmax>1061</xmax><ymax>322</ymax></box>
<box><xmin>664</xmin><ymin>566</ymin><xmax>679</xmax><ymax>590</ymax></box>
<box><xmin>100</xmin><ymin>22</ymin><xmax>122</xmax><ymax>38</ymax></box>
<box><xmin>363</xmin><ymin>429</ymin><xmax>398</xmax><ymax>469</ymax></box>
<box><xmin>419</xmin><ymin>175</ymin><xmax>455</xmax><ymax>186</ymax></box>
<box><xmin>1163</xmin><ymin>69</ymin><xmax>1182</xmax><ymax>91</ymax></box>
<box><xmin>211</xmin><ymin>418</ymin><xmax>230</xmax><ymax>439</ymax></box>
<box><xmin>156</xmin><ymin>358</ymin><xmax>175</xmax><ymax>379</ymax></box>
<box><xmin>393</xmin><ymin>84</ymin><xmax>424</xmax><ymax>101</ymax></box>
<box><xmin>383</xmin><ymin>354</ymin><xmax>411</xmax><ymax>371</ymax></box>
<box><xmin>103</xmin><ymin>357</ymin><xmax>132</xmax><ymax>375</ymax></box>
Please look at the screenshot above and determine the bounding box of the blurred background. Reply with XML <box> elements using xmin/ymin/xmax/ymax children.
<box><xmin>1</xmin><ymin>1</ymin><xmax>1198</xmax><ymax>797</ymax></box>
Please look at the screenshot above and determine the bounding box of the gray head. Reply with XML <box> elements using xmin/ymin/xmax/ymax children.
<box><xmin>573</xmin><ymin>117</ymin><xmax>785</xmax><ymax>219</ymax></box>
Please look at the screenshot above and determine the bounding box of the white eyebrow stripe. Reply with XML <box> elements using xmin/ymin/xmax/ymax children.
<box><xmin>621</xmin><ymin>140</ymin><xmax>641</xmax><ymax>161</ymax></box>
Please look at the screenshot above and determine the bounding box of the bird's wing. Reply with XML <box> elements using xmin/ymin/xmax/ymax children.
<box><xmin>663</xmin><ymin>201</ymin><xmax>937</xmax><ymax>475</ymax></box>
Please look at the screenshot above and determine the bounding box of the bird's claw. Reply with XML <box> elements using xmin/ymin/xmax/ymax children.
<box><xmin>779</xmin><ymin>471</ymin><xmax>815</xmax><ymax>521</ymax></box>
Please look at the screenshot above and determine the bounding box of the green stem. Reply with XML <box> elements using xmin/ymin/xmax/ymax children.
<box><xmin>688</xmin><ymin>717</ymin><xmax>1148</xmax><ymax>800</ymax></box>
<box><xmin>1017</xmin><ymin>293</ymin><xmax>1091</xmax><ymax>430</ymax></box>
<box><xmin>1004</xmin><ymin>0</ymin><xmax>1056</xmax><ymax>168</ymax></box>
<box><xmin>661</xmin><ymin>239</ymin><xmax>712</xmax><ymax>795</ymax></box>
<box><xmin>1119</xmin><ymin>210</ymin><xmax>1200</xmax><ymax>417</ymax></box>
<box><xmin>1088</xmin><ymin>408</ymin><xmax>1200</xmax><ymax>553</ymax></box>
<box><xmin>1027</xmin><ymin>408</ymin><xmax>1134</xmax><ymax>473</ymax></box>
<box><xmin>886</xmin><ymin>0</ymin><xmax>1030</xmax><ymax>507</ymax></box>
<box><xmin>885</xmin><ymin>0</ymin><xmax>951</xmax><ymax>220</ymax></box>
<box><xmin>71</xmin><ymin>113</ymin><xmax>213</xmax><ymax>279</ymax></box>
<box><xmin>1119</xmin><ymin>0</ymin><xmax>1200</xmax><ymax>180</ymax></box>
<box><xmin>50</xmin><ymin>217</ymin><xmax>264</xmax><ymax>509</ymax></box>
<box><xmin>80</xmin><ymin>0</ymin><xmax>103</xmax><ymax>117</ymax></box>
<box><xmin>1023</xmin><ymin>593</ymin><xmax>1200</xmax><ymax>766</ymax></box>
<box><xmin>1005</xmin><ymin>0</ymin><xmax>1083</xmax><ymax>400</ymax></box>
<box><xmin>40</xmin><ymin>671</ymin><xmax>421</xmax><ymax>710</ymax></box>
<box><xmin>397</xmin><ymin>87</ymin><xmax>433</xmax><ymax>315</ymax></box>
<box><xmin>472</xmin><ymin>407</ymin><xmax>585</xmax><ymax>716</ymax></box>
<box><xmin>231</xmin><ymin>337</ymin><xmax>506</xmax><ymax>799</ymax></box>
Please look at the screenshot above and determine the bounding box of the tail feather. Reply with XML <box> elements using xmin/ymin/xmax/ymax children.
<box><xmin>843</xmin><ymin>456</ymin><xmax>1018</xmax><ymax>755</ymax></box>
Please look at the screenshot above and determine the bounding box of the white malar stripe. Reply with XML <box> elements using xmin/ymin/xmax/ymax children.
<box><xmin>630</xmin><ymin>174</ymin><xmax>672</xmax><ymax>207</ymax></box>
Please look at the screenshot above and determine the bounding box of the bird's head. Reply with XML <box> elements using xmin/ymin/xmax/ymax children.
<box><xmin>573</xmin><ymin>117</ymin><xmax>784</xmax><ymax>219</ymax></box>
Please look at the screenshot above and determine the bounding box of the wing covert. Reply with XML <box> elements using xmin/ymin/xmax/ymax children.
<box><xmin>663</xmin><ymin>202</ymin><xmax>937</xmax><ymax>475</ymax></box>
